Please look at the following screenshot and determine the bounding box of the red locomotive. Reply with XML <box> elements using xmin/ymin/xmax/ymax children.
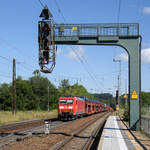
<box><xmin>58</xmin><ymin>96</ymin><xmax>113</xmax><ymax>120</ymax></box>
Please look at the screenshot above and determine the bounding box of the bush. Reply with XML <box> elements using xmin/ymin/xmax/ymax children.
<box><xmin>123</xmin><ymin>105</ymin><xmax>129</xmax><ymax>121</ymax></box>
<box><xmin>141</xmin><ymin>107</ymin><xmax>148</xmax><ymax>116</ymax></box>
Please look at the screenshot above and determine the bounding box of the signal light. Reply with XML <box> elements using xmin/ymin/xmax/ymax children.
<box><xmin>39</xmin><ymin>50</ymin><xmax>49</xmax><ymax>66</ymax></box>
<box><xmin>43</xmin><ymin>50</ymin><xmax>49</xmax><ymax>62</ymax></box>
<box><xmin>41</xmin><ymin>22</ymin><xmax>51</xmax><ymax>50</ymax></box>
<box><xmin>42</xmin><ymin>23</ymin><xmax>50</xmax><ymax>38</ymax></box>
<box><xmin>38</xmin><ymin>6</ymin><xmax>56</xmax><ymax>73</ymax></box>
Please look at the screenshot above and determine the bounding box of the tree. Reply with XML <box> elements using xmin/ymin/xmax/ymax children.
<box><xmin>0</xmin><ymin>83</ymin><xmax>12</xmax><ymax>110</ymax></box>
<box><xmin>33</xmin><ymin>69</ymin><xmax>41</xmax><ymax>76</ymax></box>
<box><xmin>92</xmin><ymin>93</ymin><xmax>115</xmax><ymax>107</ymax></box>
<box><xmin>58</xmin><ymin>80</ymin><xmax>93</xmax><ymax>99</ymax></box>
<box><xmin>59</xmin><ymin>79</ymin><xmax>69</xmax><ymax>88</ymax></box>
<box><xmin>141</xmin><ymin>91</ymin><xmax>150</xmax><ymax>106</ymax></box>
<box><xmin>58</xmin><ymin>79</ymin><xmax>70</xmax><ymax>96</ymax></box>
<box><xmin>29</xmin><ymin>73</ymin><xmax>59</xmax><ymax>110</ymax></box>
<box><xmin>16</xmin><ymin>78</ymin><xmax>37</xmax><ymax>110</ymax></box>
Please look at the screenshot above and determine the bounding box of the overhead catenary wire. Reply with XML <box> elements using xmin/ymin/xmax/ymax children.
<box><xmin>0</xmin><ymin>53</ymin><xmax>34</xmax><ymax>75</ymax></box>
<box><xmin>0</xmin><ymin>55</ymin><xmax>11</xmax><ymax>62</ymax></box>
<box><xmin>0</xmin><ymin>55</ymin><xmax>12</xmax><ymax>67</ymax></box>
<box><xmin>77</xmin><ymin>50</ymin><xmax>104</xmax><ymax>85</ymax></box>
<box><xmin>117</xmin><ymin>0</ymin><xmax>122</xmax><ymax>23</ymax></box>
<box><xmin>53</xmin><ymin>0</ymin><xmax>66</xmax><ymax>22</ymax></box>
<box><xmin>53</xmin><ymin>1</ymin><xmax>103</xmax><ymax>91</ymax></box>
<box><xmin>0</xmin><ymin>74</ymin><xmax>11</xmax><ymax>79</ymax></box>
<box><xmin>0</xmin><ymin>54</ymin><xmax>35</xmax><ymax>83</ymax></box>
<box><xmin>0</xmin><ymin>37</ymin><xmax>37</xmax><ymax>73</ymax></box>
<box><xmin>38</xmin><ymin>0</ymin><xmax>45</xmax><ymax>8</ymax></box>
<box><xmin>70</xmin><ymin>46</ymin><xmax>102</xmax><ymax>90</ymax></box>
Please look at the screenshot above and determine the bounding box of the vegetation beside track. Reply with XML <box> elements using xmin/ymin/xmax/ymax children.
<box><xmin>116</xmin><ymin>105</ymin><xmax>150</xmax><ymax>121</ymax></box>
<box><xmin>0</xmin><ymin>109</ymin><xmax>57</xmax><ymax>125</ymax></box>
<box><xmin>0</xmin><ymin>70</ymin><xmax>95</xmax><ymax>112</ymax></box>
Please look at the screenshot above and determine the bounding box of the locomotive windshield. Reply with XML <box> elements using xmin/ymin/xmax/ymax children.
<box><xmin>60</xmin><ymin>99</ymin><xmax>73</xmax><ymax>104</ymax></box>
<box><xmin>59</xmin><ymin>100</ymin><xmax>66</xmax><ymax>104</ymax></box>
<box><xmin>67</xmin><ymin>99</ymin><xmax>73</xmax><ymax>104</ymax></box>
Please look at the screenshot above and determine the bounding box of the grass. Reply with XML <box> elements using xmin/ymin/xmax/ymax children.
<box><xmin>113</xmin><ymin>108</ymin><xmax>125</xmax><ymax>117</ymax></box>
<box><xmin>0</xmin><ymin>109</ymin><xmax>58</xmax><ymax>125</ymax></box>
<box><xmin>141</xmin><ymin>107</ymin><xmax>150</xmax><ymax>117</ymax></box>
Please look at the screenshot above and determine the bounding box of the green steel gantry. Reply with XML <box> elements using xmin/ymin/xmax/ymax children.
<box><xmin>38</xmin><ymin>18</ymin><xmax>141</xmax><ymax>130</ymax></box>
<box><xmin>53</xmin><ymin>23</ymin><xmax>141</xmax><ymax>130</ymax></box>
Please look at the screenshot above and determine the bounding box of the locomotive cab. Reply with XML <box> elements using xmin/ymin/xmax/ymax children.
<box><xmin>58</xmin><ymin>97</ymin><xmax>74</xmax><ymax>120</ymax></box>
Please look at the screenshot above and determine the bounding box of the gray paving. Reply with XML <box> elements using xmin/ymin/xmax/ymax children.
<box><xmin>98</xmin><ymin>116</ymin><xmax>136</xmax><ymax>150</ymax></box>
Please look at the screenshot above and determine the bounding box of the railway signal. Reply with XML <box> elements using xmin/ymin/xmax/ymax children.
<box><xmin>116</xmin><ymin>90</ymin><xmax>119</xmax><ymax>105</ymax></box>
<box><xmin>42</xmin><ymin>22</ymin><xmax>50</xmax><ymax>50</ymax></box>
<box><xmin>39</xmin><ymin>21</ymin><xmax>50</xmax><ymax>64</ymax></box>
<box><xmin>38</xmin><ymin>6</ymin><xmax>56</xmax><ymax>73</ymax></box>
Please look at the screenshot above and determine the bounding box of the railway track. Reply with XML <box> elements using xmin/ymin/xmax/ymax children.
<box><xmin>0</xmin><ymin>116</ymin><xmax>89</xmax><ymax>149</ymax></box>
<box><xmin>0</xmin><ymin>118</ymin><xmax>57</xmax><ymax>135</ymax></box>
<box><xmin>2</xmin><ymin>112</ymin><xmax>110</xmax><ymax>150</ymax></box>
<box><xmin>0</xmin><ymin>118</ymin><xmax>59</xmax><ymax>149</ymax></box>
<box><xmin>52</xmin><ymin>112</ymin><xmax>110</xmax><ymax>150</ymax></box>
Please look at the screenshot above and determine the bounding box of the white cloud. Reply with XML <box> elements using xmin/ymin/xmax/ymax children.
<box><xmin>142</xmin><ymin>48</ymin><xmax>150</xmax><ymax>64</ymax></box>
<box><xmin>119</xmin><ymin>53</ymin><xmax>128</xmax><ymax>61</ymax></box>
<box><xmin>119</xmin><ymin>48</ymin><xmax>150</xmax><ymax>64</ymax></box>
<box><xmin>65</xmin><ymin>46</ymin><xmax>86</xmax><ymax>60</ymax></box>
<box><xmin>142</xmin><ymin>42</ymin><xmax>150</xmax><ymax>48</ymax></box>
<box><xmin>143</xmin><ymin>7</ymin><xmax>150</xmax><ymax>14</ymax></box>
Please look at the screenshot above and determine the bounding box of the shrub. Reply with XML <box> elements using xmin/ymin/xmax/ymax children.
<box><xmin>123</xmin><ymin>105</ymin><xmax>129</xmax><ymax>121</ymax></box>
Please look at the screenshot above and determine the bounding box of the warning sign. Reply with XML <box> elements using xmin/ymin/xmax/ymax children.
<box><xmin>131</xmin><ymin>90</ymin><xmax>138</xmax><ymax>99</ymax></box>
<box><xmin>123</xmin><ymin>94</ymin><xmax>128</xmax><ymax>99</ymax></box>
<box><xmin>116</xmin><ymin>105</ymin><xmax>120</xmax><ymax>111</ymax></box>
<box><xmin>72</xmin><ymin>26</ymin><xmax>77</xmax><ymax>31</ymax></box>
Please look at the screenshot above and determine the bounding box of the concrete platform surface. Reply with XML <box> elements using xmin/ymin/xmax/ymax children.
<box><xmin>98</xmin><ymin>116</ymin><xmax>142</xmax><ymax>150</ymax></box>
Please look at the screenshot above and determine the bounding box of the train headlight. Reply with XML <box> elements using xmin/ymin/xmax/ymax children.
<box><xmin>59</xmin><ymin>106</ymin><xmax>64</xmax><ymax>109</ymax></box>
<box><xmin>68</xmin><ymin>106</ymin><xmax>73</xmax><ymax>109</ymax></box>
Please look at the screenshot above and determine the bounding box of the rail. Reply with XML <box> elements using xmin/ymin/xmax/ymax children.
<box><xmin>52</xmin><ymin>112</ymin><xmax>110</xmax><ymax>150</ymax></box>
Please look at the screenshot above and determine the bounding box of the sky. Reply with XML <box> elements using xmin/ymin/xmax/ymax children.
<box><xmin>0</xmin><ymin>0</ymin><xmax>150</xmax><ymax>96</ymax></box>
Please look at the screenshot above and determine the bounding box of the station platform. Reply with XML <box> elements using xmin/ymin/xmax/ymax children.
<box><xmin>98</xmin><ymin>116</ymin><xmax>143</xmax><ymax>150</ymax></box>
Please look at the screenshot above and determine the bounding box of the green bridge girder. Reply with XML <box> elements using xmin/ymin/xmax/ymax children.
<box><xmin>53</xmin><ymin>23</ymin><xmax>141</xmax><ymax>130</ymax></box>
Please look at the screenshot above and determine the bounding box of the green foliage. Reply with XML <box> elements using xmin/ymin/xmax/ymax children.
<box><xmin>58</xmin><ymin>79</ymin><xmax>93</xmax><ymax>98</ymax></box>
<box><xmin>0</xmin><ymin>71</ymin><xmax>94</xmax><ymax>111</ymax></box>
<box><xmin>123</xmin><ymin>105</ymin><xmax>129</xmax><ymax>121</ymax></box>
<box><xmin>94</xmin><ymin>93</ymin><xmax>113</xmax><ymax>100</ymax></box>
<box><xmin>16</xmin><ymin>78</ymin><xmax>37</xmax><ymax>110</ymax></box>
<box><xmin>92</xmin><ymin>93</ymin><xmax>116</xmax><ymax>109</ymax></box>
<box><xmin>141</xmin><ymin>107</ymin><xmax>147</xmax><ymax>115</ymax></box>
<box><xmin>0</xmin><ymin>70</ymin><xmax>59</xmax><ymax>111</ymax></box>
<box><xmin>0</xmin><ymin>83</ymin><xmax>12</xmax><ymax>111</ymax></box>
<box><xmin>59</xmin><ymin>79</ymin><xmax>69</xmax><ymax>89</ymax></box>
<box><xmin>1</xmin><ymin>69</ymin><xmax>150</xmax><ymax>114</ymax></box>
<box><xmin>141</xmin><ymin>91</ymin><xmax>150</xmax><ymax>106</ymax></box>
<box><xmin>29</xmin><ymin>72</ymin><xmax>59</xmax><ymax>110</ymax></box>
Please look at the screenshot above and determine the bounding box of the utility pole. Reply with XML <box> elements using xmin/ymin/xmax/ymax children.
<box><xmin>12</xmin><ymin>58</ymin><xmax>16</xmax><ymax>115</ymax></box>
<box><xmin>113</xmin><ymin>58</ymin><xmax>121</xmax><ymax>106</ymax></box>
<box><xmin>48</xmin><ymin>86</ymin><xmax>50</xmax><ymax>112</ymax></box>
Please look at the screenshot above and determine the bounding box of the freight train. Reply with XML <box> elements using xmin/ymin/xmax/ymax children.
<box><xmin>58</xmin><ymin>96</ymin><xmax>113</xmax><ymax>120</ymax></box>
